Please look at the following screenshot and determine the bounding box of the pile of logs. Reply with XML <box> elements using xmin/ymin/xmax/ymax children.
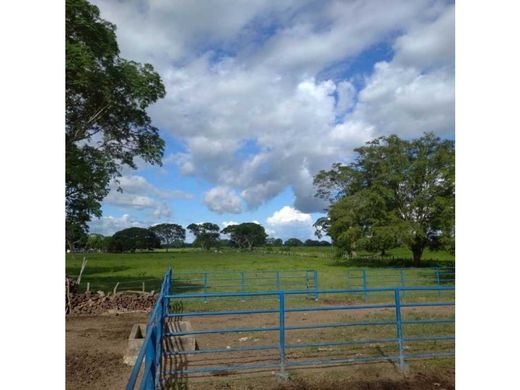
<box><xmin>67</xmin><ymin>290</ymin><xmax>157</xmax><ymax>315</ymax></box>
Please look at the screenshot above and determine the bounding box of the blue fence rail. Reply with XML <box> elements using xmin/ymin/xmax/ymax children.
<box><xmin>126</xmin><ymin>268</ymin><xmax>171</xmax><ymax>390</ymax></box>
<box><xmin>346</xmin><ymin>267</ymin><xmax>455</xmax><ymax>289</ymax></box>
<box><xmin>172</xmin><ymin>269</ymin><xmax>319</xmax><ymax>298</ymax></box>
<box><xmin>127</xmin><ymin>268</ymin><xmax>454</xmax><ymax>389</ymax></box>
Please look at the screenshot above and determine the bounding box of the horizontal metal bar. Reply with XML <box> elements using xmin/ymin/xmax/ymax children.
<box><xmin>166</xmin><ymin>291</ymin><xmax>280</xmax><ymax>299</ymax></box>
<box><xmin>402</xmin><ymin>319</ymin><xmax>455</xmax><ymax>324</ymax></box>
<box><xmin>287</xmin><ymin>338</ymin><xmax>398</xmax><ymax>349</ymax></box>
<box><xmin>285</xmin><ymin>303</ymin><xmax>396</xmax><ymax>313</ymax></box>
<box><xmin>401</xmin><ymin>302</ymin><xmax>455</xmax><ymax>308</ymax></box>
<box><xmin>403</xmin><ymin>336</ymin><xmax>455</xmax><ymax>342</ymax></box>
<box><xmin>286</xmin><ymin>355</ymin><xmax>401</xmax><ymax>368</ymax></box>
<box><xmin>286</xmin><ymin>320</ymin><xmax>396</xmax><ymax>331</ymax></box>
<box><xmin>165</xmin><ymin>308</ymin><xmax>278</xmax><ymax>317</ymax></box>
<box><xmin>164</xmin><ymin>362</ymin><xmax>280</xmax><ymax>375</ymax></box>
<box><xmin>173</xmin><ymin>270</ymin><xmax>316</xmax><ymax>275</ymax></box>
<box><xmin>163</xmin><ymin>344</ymin><xmax>278</xmax><ymax>356</ymax></box>
<box><xmin>164</xmin><ymin>326</ymin><xmax>279</xmax><ymax>337</ymax></box>
<box><xmin>166</xmin><ymin>286</ymin><xmax>454</xmax><ymax>299</ymax></box>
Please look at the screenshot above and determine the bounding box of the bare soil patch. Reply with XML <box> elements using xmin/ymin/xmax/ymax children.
<box><xmin>66</xmin><ymin>306</ymin><xmax>454</xmax><ymax>389</ymax></box>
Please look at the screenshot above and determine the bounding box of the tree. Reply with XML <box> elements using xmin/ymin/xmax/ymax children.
<box><xmin>86</xmin><ymin>234</ymin><xmax>105</xmax><ymax>251</ymax></box>
<box><xmin>314</xmin><ymin>133</ymin><xmax>454</xmax><ymax>264</ymax></box>
<box><xmin>187</xmin><ymin>223</ymin><xmax>220</xmax><ymax>250</ymax></box>
<box><xmin>108</xmin><ymin>227</ymin><xmax>160</xmax><ymax>253</ymax></box>
<box><xmin>149</xmin><ymin>224</ymin><xmax>186</xmax><ymax>252</ymax></box>
<box><xmin>266</xmin><ymin>238</ymin><xmax>283</xmax><ymax>247</ymax></box>
<box><xmin>285</xmin><ymin>238</ymin><xmax>304</xmax><ymax>247</ymax></box>
<box><xmin>221</xmin><ymin>223</ymin><xmax>267</xmax><ymax>250</ymax></box>
<box><xmin>66</xmin><ymin>223</ymin><xmax>88</xmax><ymax>252</ymax></box>
<box><xmin>304</xmin><ymin>239</ymin><xmax>321</xmax><ymax>246</ymax></box>
<box><xmin>66</xmin><ymin>0</ymin><xmax>166</xmax><ymax>247</ymax></box>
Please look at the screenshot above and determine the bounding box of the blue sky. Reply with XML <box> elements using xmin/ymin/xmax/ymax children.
<box><xmin>88</xmin><ymin>0</ymin><xmax>455</xmax><ymax>241</ymax></box>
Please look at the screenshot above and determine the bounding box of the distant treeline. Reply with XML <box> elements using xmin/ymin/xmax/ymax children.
<box><xmin>68</xmin><ymin>222</ymin><xmax>331</xmax><ymax>253</ymax></box>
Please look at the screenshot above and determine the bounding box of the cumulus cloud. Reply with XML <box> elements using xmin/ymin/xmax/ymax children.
<box><xmin>105</xmin><ymin>175</ymin><xmax>192</xmax><ymax>219</ymax></box>
<box><xmin>93</xmin><ymin>0</ymin><xmax>454</xmax><ymax>214</ymax></box>
<box><xmin>203</xmin><ymin>186</ymin><xmax>242</xmax><ymax>214</ymax></box>
<box><xmin>266</xmin><ymin>206</ymin><xmax>315</xmax><ymax>241</ymax></box>
<box><xmin>88</xmin><ymin>214</ymin><xmax>148</xmax><ymax>236</ymax></box>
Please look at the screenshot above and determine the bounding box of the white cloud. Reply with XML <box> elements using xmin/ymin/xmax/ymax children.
<box><xmin>203</xmin><ymin>186</ymin><xmax>242</xmax><ymax>214</ymax></box>
<box><xmin>266</xmin><ymin>206</ymin><xmax>315</xmax><ymax>240</ymax></box>
<box><xmin>346</xmin><ymin>5</ymin><xmax>455</xmax><ymax>139</ymax></box>
<box><xmin>92</xmin><ymin>0</ymin><xmax>454</xmax><ymax>214</ymax></box>
<box><xmin>267</xmin><ymin>206</ymin><xmax>312</xmax><ymax>225</ymax></box>
<box><xmin>222</xmin><ymin>221</ymin><xmax>239</xmax><ymax>228</ymax></box>
<box><xmin>105</xmin><ymin>175</ymin><xmax>192</xmax><ymax>219</ymax></box>
<box><xmin>88</xmin><ymin>214</ymin><xmax>147</xmax><ymax>236</ymax></box>
<box><xmin>393</xmin><ymin>4</ymin><xmax>454</xmax><ymax>69</ymax></box>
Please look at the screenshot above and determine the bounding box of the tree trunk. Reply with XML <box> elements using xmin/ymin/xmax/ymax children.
<box><xmin>411</xmin><ymin>244</ymin><xmax>423</xmax><ymax>266</ymax></box>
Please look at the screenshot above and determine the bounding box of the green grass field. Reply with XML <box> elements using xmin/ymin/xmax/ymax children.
<box><xmin>66</xmin><ymin>246</ymin><xmax>454</xmax><ymax>294</ymax></box>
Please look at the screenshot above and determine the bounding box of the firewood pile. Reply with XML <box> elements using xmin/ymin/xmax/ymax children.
<box><xmin>68</xmin><ymin>290</ymin><xmax>157</xmax><ymax>315</ymax></box>
<box><xmin>66</xmin><ymin>276</ymin><xmax>157</xmax><ymax>315</ymax></box>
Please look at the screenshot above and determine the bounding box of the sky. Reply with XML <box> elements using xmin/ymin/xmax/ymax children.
<box><xmin>87</xmin><ymin>0</ymin><xmax>455</xmax><ymax>242</ymax></box>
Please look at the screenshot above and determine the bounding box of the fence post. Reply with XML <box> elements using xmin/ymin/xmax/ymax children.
<box><xmin>399</xmin><ymin>269</ymin><xmax>405</xmax><ymax>299</ymax></box>
<box><xmin>362</xmin><ymin>270</ymin><xmax>368</xmax><ymax>303</ymax></box>
<box><xmin>394</xmin><ymin>288</ymin><xmax>406</xmax><ymax>369</ymax></box>
<box><xmin>142</xmin><ymin>282</ymin><xmax>145</xmax><ymax>292</ymax></box>
<box><xmin>155</xmin><ymin>296</ymin><xmax>163</xmax><ymax>387</ymax></box>
<box><xmin>435</xmin><ymin>267</ymin><xmax>441</xmax><ymax>297</ymax></box>
<box><xmin>240</xmin><ymin>272</ymin><xmax>245</xmax><ymax>302</ymax></box>
<box><xmin>346</xmin><ymin>270</ymin><xmax>350</xmax><ymax>288</ymax></box>
<box><xmin>278</xmin><ymin>292</ymin><xmax>287</xmax><ymax>378</ymax></box>
<box><xmin>313</xmin><ymin>271</ymin><xmax>319</xmax><ymax>300</ymax></box>
<box><xmin>276</xmin><ymin>271</ymin><xmax>281</xmax><ymax>290</ymax></box>
<box><xmin>144</xmin><ymin>327</ymin><xmax>156</xmax><ymax>389</ymax></box>
<box><xmin>203</xmin><ymin>273</ymin><xmax>208</xmax><ymax>303</ymax></box>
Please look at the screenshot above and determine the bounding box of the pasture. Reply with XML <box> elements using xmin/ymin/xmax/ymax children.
<box><xmin>66</xmin><ymin>246</ymin><xmax>454</xmax><ymax>293</ymax></box>
<box><xmin>66</xmin><ymin>246</ymin><xmax>455</xmax><ymax>389</ymax></box>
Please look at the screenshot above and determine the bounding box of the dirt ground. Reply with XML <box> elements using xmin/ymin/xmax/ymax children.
<box><xmin>66</xmin><ymin>308</ymin><xmax>454</xmax><ymax>390</ymax></box>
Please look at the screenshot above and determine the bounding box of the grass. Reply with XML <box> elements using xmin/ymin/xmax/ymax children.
<box><xmin>66</xmin><ymin>246</ymin><xmax>454</xmax><ymax>294</ymax></box>
<box><xmin>66</xmin><ymin>246</ymin><xmax>455</xmax><ymax>385</ymax></box>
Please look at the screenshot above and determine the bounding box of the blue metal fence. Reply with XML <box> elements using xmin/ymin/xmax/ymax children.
<box><xmin>126</xmin><ymin>268</ymin><xmax>171</xmax><ymax>390</ymax></box>
<box><xmin>172</xmin><ymin>269</ymin><xmax>319</xmax><ymax>298</ymax></box>
<box><xmin>127</xmin><ymin>268</ymin><xmax>455</xmax><ymax>389</ymax></box>
<box><xmin>346</xmin><ymin>267</ymin><xmax>455</xmax><ymax>289</ymax></box>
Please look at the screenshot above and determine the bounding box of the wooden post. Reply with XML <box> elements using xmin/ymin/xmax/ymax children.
<box><xmin>86</xmin><ymin>282</ymin><xmax>90</xmax><ymax>293</ymax></box>
<box><xmin>76</xmin><ymin>257</ymin><xmax>88</xmax><ymax>285</ymax></box>
<box><xmin>66</xmin><ymin>278</ymin><xmax>72</xmax><ymax>315</ymax></box>
<box><xmin>113</xmin><ymin>282</ymin><xmax>119</xmax><ymax>295</ymax></box>
<box><xmin>142</xmin><ymin>281</ymin><xmax>145</xmax><ymax>292</ymax></box>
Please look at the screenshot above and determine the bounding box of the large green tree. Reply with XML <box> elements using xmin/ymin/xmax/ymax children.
<box><xmin>108</xmin><ymin>227</ymin><xmax>160</xmax><ymax>253</ymax></box>
<box><xmin>221</xmin><ymin>223</ymin><xmax>267</xmax><ymax>250</ymax></box>
<box><xmin>66</xmin><ymin>0</ymin><xmax>166</xmax><ymax>247</ymax></box>
<box><xmin>284</xmin><ymin>238</ymin><xmax>304</xmax><ymax>247</ymax></box>
<box><xmin>150</xmin><ymin>223</ymin><xmax>186</xmax><ymax>251</ymax></box>
<box><xmin>314</xmin><ymin>133</ymin><xmax>454</xmax><ymax>264</ymax></box>
<box><xmin>187</xmin><ymin>223</ymin><xmax>221</xmax><ymax>250</ymax></box>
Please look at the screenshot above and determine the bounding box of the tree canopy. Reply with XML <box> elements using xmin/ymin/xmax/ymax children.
<box><xmin>221</xmin><ymin>223</ymin><xmax>267</xmax><ymax>250</ymax></box>
<box><xmin>66</xmin><ymin>0</ymin><xmax>166</xmax><ymax>247</ymax></box>
<box><xmin>187</xmin><ymin>223</ymin><xmax>220</xmax><ymax>250</ymax></box>
<box><xmin>108</xmin><ymin>227</ymin><xmax>160</xmax><ymax>252</ymax></box>
<box><xmin>150</xmin><ymin>223</ymin><xmax>186</xmax><ymax>251</ymax></box>
<box><xmin>314</xmin><ymin>133</ymin><xmax>454</xmax><ymax>263</ymax></box>
<box><xmin>284</xmin><ymin>238</ymin><xmax>304</xmax><ymax>247</ymax></box>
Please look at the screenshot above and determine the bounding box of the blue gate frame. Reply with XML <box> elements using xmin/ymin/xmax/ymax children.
<box><xmin>127</xmin><ymin>267</ymin><xmax>454</xmax><ymax>389</ymax></box>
